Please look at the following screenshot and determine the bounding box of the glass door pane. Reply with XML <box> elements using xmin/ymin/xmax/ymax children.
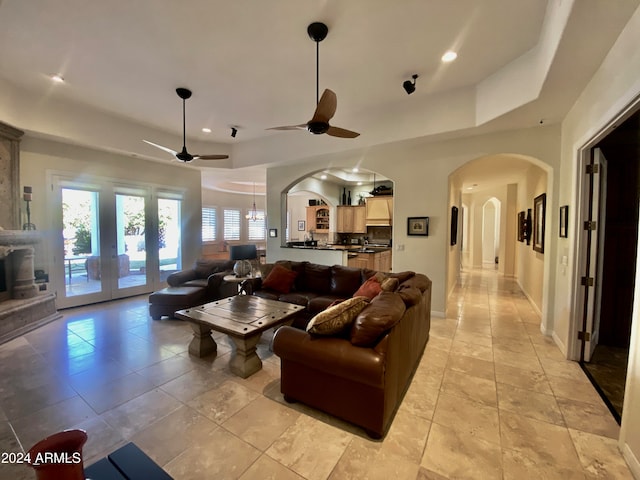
<box><xmin>115</xmin><ymin>193</ymin><xmax>147</xmax><ymax>290</ymax></box>
<box><xmin>158</xmin><ymin>198</ymin><xmax>182</xmax><ymax>282</ymax></box>
<box><xmin>62</xmin><ymin>188</ymin><xmax>103</xmax><ymax>298</ymax></box>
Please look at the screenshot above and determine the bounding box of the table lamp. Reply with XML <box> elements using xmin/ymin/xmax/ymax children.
<box><xmin>229</xmin><ymin>245</ymin><xmax>257</xmax><ymax>277</ymax></box>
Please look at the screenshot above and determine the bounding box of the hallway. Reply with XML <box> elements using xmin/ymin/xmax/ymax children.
<box><xmin>0</xmin><ymin>269</ymin><xmax>633</xmax><ymax>479</ymax></box>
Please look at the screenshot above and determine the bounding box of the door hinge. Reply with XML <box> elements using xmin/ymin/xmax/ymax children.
<box><xmin>584</xmin><ymin>221</ymin><xmax>597</xmax><ymax>231</ymax></box>
<box><xmin>586</xmin><ymin>164</ymin><xmax>599</xmax><ymax>174</ymax></box>
<box><xmin>581</xmin><ymin>276</ymin><xmax>594</xmax><ymax>286</ymax></box>
<box><xmin>578</xmin><ymin>331</ymin><xmax>592</xmax><ymax>341</ymax></box>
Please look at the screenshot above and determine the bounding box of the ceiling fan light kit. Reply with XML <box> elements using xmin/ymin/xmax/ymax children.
<box><xmin>143</xmin><ymin>87</ymin><xmax>229</xmax><ymax>163</ymax></box>
<box><xmin>268</xmin><ymin>22</ymin><xmax>360</xmax><ymax>139</ymax></box>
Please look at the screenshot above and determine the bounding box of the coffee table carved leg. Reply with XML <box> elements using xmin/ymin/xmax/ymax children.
<box><xmin>189</xmin><ymin>323</ymin><xmax>217</xmax><ymax>358</ymax></box>
<box><xmin>228</xmin><ymin>334</ymin><xmax>262</xmax><ymax>378</ymax></box>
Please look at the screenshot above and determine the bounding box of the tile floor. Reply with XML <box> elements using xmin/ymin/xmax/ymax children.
<box><xmin>0</xmin><ymin>269</ymin><xmax>634</xmax><ymax>479</ymax></box>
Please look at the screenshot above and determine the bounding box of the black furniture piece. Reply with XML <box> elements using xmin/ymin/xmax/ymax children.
<box><xmin>84</xmin><ymin>442</ymin><xmax>173</xmax><ymax>479</ymax></box>
<box><xmin>229</xmin><ymin>244</ymin><xmax>258</xmax><ymax>276</ymax></box>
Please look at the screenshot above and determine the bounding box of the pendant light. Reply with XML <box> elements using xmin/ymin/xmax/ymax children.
<box><xmin>246</xmin><ymin>183</ymin><xmax>264</xmax><ymax>221</ymax></box>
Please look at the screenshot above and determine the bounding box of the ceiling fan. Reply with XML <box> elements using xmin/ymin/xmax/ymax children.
<box><xmin>268</xmin><ymin>22</ymin><xmax>360</xmax><ymax>139</ymax></box>
<box><xmin>144</xmin><ymin>88</ymin><xmax>229</xmax><ymax>162</ymax></box>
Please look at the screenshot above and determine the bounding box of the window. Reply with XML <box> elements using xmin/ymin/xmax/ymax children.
<box><xmin>202</xmin><ymin>207</ymin><xmax>217</xmax><ymax>241</ymax></box>
<box><xmin>223</xmin><ymin>208</ymin><xmax>241</xmax><ymax>241</ymax></box>
<box><xmin>247</xmin><ymin>211</ymin><xmax>266</xmax><ymax>240</ymax></box>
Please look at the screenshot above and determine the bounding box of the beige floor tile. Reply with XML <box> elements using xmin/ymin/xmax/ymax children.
<box><xmin>101</xmin><ymin>388</ymin><xmax>182</xmax><ymax>438</ymax></box>
<box><xmin>329</xmin><ymin>436</ymin><xmax>421</xmax><ymax>480</ymax></box>
<box><xmin>556</xmin><ymin>397</ymin><xmax>619</xmax><ymax>439</ymax></box>
<box><xmin>75</xmin><ymin>371</ymin><xmax>156</xmax><ymax>414</ymax></box>
<box><xmin>400</xmin><ymin>375</ymin><xmax>441</xmax><ymax>421</ymax></box>
<box><xmin>499</xmin><ymin>410</ymin><xmax>583</xmax><ymax>470</ymax></box>
<box><xmin>160</xmin><ymin>365</ymin><xmax>230</xmax><ymax>402</ymax></box>
<box><xmin>71</xmin><ymin>417</ymin><xmax>125</xmax><ymax>465</ymax></box>
<box><xmin>547</xmin><ymin>374</ymin><xmax>605</xmax><ymax>405</ymax></box>
<box><xmin>380</xmin><ymin>409</ymin><xmax>431</xmax><ymax>463</ymax></box>
<box><xmin>421</xmin><ymin>422</ymin><xmax>502</xmax><ymax>480</ymax></box>
<box><xmin>163</xmin><ymin>426</ymin><xmax>261</xmax><ymax>480</ymax></box>
<box><xmin>134</xmin><ymin>355</ymin><xmax>198</xmax><ymax>386</ymax></box>
<box><xmin>502</xmin><ymin>447</ymin><xmax>588</xmax><ymax>479</ymax></box>
<box><xmin>240</xmin><ymin>454</ymin><xmax>304</xmax><ymax>480</ymax></box>
<box><xmin>188</xmin><ymin>379</ymin><xmax>260</xmax><ymax>425</ymax></box>
<box><xmin>420</xmin><ymin>345</ymin><xmax>450</xmax><ymax>369</ymax></box>
<box><xmin>446</xmin><ymin>353</ymin><xmax>495</xmax><ymax>381</ymax></box>
<box><xmin>433</xmin><ymin>392</ymin><xmax>500</xmax><ymax>445</ymax></box>
<box><xmin>266</xmin><ymin>415</ymin><xmax>352</xmax><ymax>480</ymax></box>
<box><xmin>129</xmin><ymin>405</ymin><xmax>218</xmax><ymax>466</ymax></box>
<box><xmin>539</xmin><ymin>357</ymin><xmax>589</xmax><ymax>382</ymax></box>
<box><xmin>568</xmin><ymin>428</ymin><xmax>635</xmax><ymax>479</ymax></box>
<box><xmin>532</xmin><ymin>341</ymin><xmax>566</xmax><ymax>360</ymax></box>
<box><xmin>439</xmin><ymin>369</ymin><xmax>497</xmax><ymax>407</ymax></box>
<box><xmin>416</xmin><ymin>467</ymin><xmax>450</xmax><ymax>479</ymax></box>
<box><xmin>449</xmin><ymin>339</ymin><xmax>493</xmax><ymax>362</ymax></box>
<box><xmin>497</xmin><ymin>382</ymin><xmax>565</xmax><ymax>425</ymax></box>
<box><xmin>223</xmin><ymin>396</ymin><xmax>301</xmax><ymax>451</ymax></box>
<box><xmin>492</xmin><ymin>336</ymin><xmax>537</xmax><ymax>356</ymax></box>
<box><xmin>493</xmin><ymin>348</ymin><xmax>543</xmax><ymax>372</ymax></box>
<box><xmin>453</xmin><ymin>329</ymin><xmax>493</xmax><ymax>347</ymax></box>
<box><xmin>494</xmin><ymin>362</ymin><xmax>553</xmax><ymax>395</ymax></box>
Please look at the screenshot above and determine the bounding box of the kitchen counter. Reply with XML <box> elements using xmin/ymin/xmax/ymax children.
<box><xmin>278</xmin><ymin>244</ymin><xmax>392</xmax><ymax>271</ymax></box>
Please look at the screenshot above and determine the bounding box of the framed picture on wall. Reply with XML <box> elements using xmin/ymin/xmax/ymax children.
<box><xmin>450</xmin><ymin>206</ymin><xmax>458</xmax><ymax>245</ymax></box>
<box><xmin>297</xmin><ymin>220</ymin><xmax>305</xmax><ymax>231</ymax></box>
<box><xmin>533</xmin><ymin>193</ymin><xmax>546</xmax><ymax>253</ymax></box>
<box><xmin>269</xmin><ymin>228</ymin><xmax>278</xmax><ymax>238</ymax></box>
<box><xmin>408</xmin><ymin>217</ymin><xmax>429</xmax><ymax>236</ymax></box>
<box><xmin>517</xmin><ymin>211</ymin><xmax>525</xmax><ymax>242</ymax></box>
<box><xmin>559</xmin><ymin>205</ymin><xmax>569</xmax><ymax>238</ymax></box>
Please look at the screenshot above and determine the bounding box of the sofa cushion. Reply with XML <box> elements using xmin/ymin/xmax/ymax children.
<box><xmin>397</xmin><ymin>273</ymin><xmax>430</xmax><ymax>293</ymax></box>
<box><xmin>303</xmin><ymin>263</ymin><xmax>331</xmax><ymax>294</ymax></box>
<box><xmin>194</xmin><ymin>259</ymin><xmax>232</xmax><ymax>278</ymax></box>
<box><xmin>279</xmin><ymin>292</ymin><xmax>318</xmax><ymax>307</ymax></box>
<box><xmin>350</xmin><ymin>292</ymin><xmax>407</xmax><ymax>347</ymax></box>
<box><xmin>353</xmin><ymin>276</ymin><xmax>383</xmax><ymax>300</ymax></box>
<box><xmin>307</xmin><ymin>296</ymin><xmax>369</xmax><ymax>335</ymax></box>
<box><xmin>262</xmin><ymin>264</ymin><xmax>298</xmax><ymax>294</ymax></box>
<box><xmin>308</xmin><ymin>295</ymin><xmax>347</xmax><ymax>315</ymax></box>
<box><xmin>397</xmin><ymin>286</ymin><xmax>422</xmax><ymax>307</ymax></box>
<box><xmin>183</xmin><ymin>279</ymin><xmax>209</xmax><ymax>288</ymax></box>
<box><xmin>148</xmin><ymin>286</ymin><xmax>204</xmax><ymax>306</ymax></box>
<box><xmin>253</xmin><ymin>290</ymin><xmax>280</xmax><ymax>301</ymax></box>
<box><xmin>330</xmin><ymin>265</ymin><xmax>363</xmax><ymax>297</ymax></box>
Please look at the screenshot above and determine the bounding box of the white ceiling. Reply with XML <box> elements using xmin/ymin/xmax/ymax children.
<box><xmin>0</xmin><ymin>0</ymin><xmax>638</xmax><ymax>192</ymax></box>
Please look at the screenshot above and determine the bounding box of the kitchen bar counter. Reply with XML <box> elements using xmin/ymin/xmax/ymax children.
<box><xmin>277</xmin><ymin>245</ymin><xmax>392</xmax><ymax>271</ymax></box>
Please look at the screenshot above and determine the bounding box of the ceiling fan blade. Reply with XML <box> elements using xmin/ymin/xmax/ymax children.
<box><xmin>326</xmin><ymin>125</ymin><xmax>360</xmax><ymax>138</ymax></box>
<box><xmin>143</xmin><ymin>140</ymin><xmax>178</xmax><ymax>156</ymax></box>
<box><xmin>311</xmin><ymin>89</ymin><xmax>337</xmax><ymax>123</ymax></box>
<box><xmin>194</xmin><ymin>154</ymin><xmax>230</xmax><ymax>160</ymax></box>
<box><xmin>267</xmin><ymin>124</ymin><xmax>308</xmax><ymax>131</ymax></box>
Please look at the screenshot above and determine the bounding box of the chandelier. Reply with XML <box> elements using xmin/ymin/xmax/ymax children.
<box><xmin>246</xmin><ymin>183</ymin><xmax>264</xmax><ymax>221</ymax></box>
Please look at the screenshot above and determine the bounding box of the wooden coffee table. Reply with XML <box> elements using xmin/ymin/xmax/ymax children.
<box><xmin>175</xmin><ymin>296</ymin><xmax>304</xmax><ymax>378</ymax></box>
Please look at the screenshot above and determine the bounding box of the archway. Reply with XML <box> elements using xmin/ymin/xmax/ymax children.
<box><xmin>482</xmin><ymin>198</ymin><xmax>501</xmax><ymax>269</ymax></box>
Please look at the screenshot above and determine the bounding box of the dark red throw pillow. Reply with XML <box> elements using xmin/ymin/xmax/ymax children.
<box><xmin>353</xmin><ymin>276</ymin><xmax>382</xmax><ymax>300</ymax></box>
<box><xmin>262</xmin><ymin>264</ymin><xmax>298</xmax><ymax>294</ymax></box>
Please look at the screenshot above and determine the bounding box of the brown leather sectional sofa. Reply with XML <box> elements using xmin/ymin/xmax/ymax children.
<box><xmin>247</xmin><ymin>261</ymin><xmax>431</xmax><ymax>438</ymax></box>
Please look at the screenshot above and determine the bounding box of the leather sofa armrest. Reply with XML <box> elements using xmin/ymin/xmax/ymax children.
<box><xmin>166</xmin><ymin>269</ymin><xmax>197</xmax><ymax>286</ymax></box>
<box><xmin>240</xmin><ymin>277</ymin><xmax>263</xmax><ymax>295</ymax></box>
<box><xmin>272</xmin><ymin>326</ymin><xmax>385</xmax><ymax>388</ymax></box>
<box><xmin>206</xmin><ymin>271</ymin><xmax>236</xmax><ymax>298</ymax></box>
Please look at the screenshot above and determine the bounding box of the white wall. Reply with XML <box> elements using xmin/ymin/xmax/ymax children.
<box><xmin>266</xmin><ymin>124</ymin><xmax>560</xmax><ymax>317</ymax></box>
<box><xmin>557</xmin><ymin>4</ymin><xmax>640</xmax><ymax>474</ymax></box>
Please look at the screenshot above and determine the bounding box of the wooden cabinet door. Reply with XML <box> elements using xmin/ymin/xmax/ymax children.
<box><xmin>336</xmin><ymin>206</ymin><xmax>352</xmax><ymax>233</ymax></box>
<box><xmin>352</xmin><ymin>206</ymin><xmax>366</xmax><ymax>233</ymax></box>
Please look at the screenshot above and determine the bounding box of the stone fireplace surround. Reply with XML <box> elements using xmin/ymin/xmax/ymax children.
<box><xmin>0</xmin><ymin>121</ymin><xmax>61</xmax><ymax>344</ymax></box>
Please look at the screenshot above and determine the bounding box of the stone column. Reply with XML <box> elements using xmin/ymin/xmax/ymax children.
<box><xmin>11</xmin><ymin>247</ymin><xmax>39</xmax><ymax>299</ymax></box>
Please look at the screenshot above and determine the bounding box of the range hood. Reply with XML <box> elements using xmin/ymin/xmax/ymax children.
<box><xmin>366</xmin><ymin>196</ymin><xmax>393</xmax><ymax>226</ymax></box>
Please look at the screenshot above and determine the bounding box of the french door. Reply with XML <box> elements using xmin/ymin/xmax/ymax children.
<box><xmin>52</xmin><ymin>176</ymin><xmax>183</xmax><ymax>308</ymax></box>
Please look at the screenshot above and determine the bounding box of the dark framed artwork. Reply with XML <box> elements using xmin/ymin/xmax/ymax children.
<box><xmin>517</xmin><ymin>211</ymin><xmax>525</xmax><ymax>242</ymax></box>
<box><xmin>559</xmin><ymin>205</ymin><xmax>569</xmax><ymax>238</ymax></box>
<box><xmin>297</xmin><ymin>220</ymin><xmax>305</xmax><ymax>231</ymax></box>
<box><xmin>526</xmin><ymin>208</ymin><xmax>532</xmax><ymax>245</ymax></box>
<box><xmin>450</xmin><ymin>206</ymin><xmax>458</xmax><ymax>245</ymax></box>
<box><xmin>269</xmin><ymin>228</ymin><xmax>278</xmax><ymax>238</ymax></box>
<box><xmin>408</xmin><ymin>217</ymin><xmax>429</xmax><ymax>236</ymax></box>
<box><xmin>533</xmin><ymin>193</ymin><xmax>546</xmax><ymax>253</ymax></box>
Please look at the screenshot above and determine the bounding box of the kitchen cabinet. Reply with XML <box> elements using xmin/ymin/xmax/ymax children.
<box><xmin>306</xmin><ymin>206</ymin><xmax>330</xmax><ymax>232</ymax></box>
<box><xmin>365</xmin><ymin>196</ymin><xmax>393</xmax><ymax>226</ymax></box>
<box><xmin>347</xmin><ymin>249</ymin><xmax>392</xmax><ymax>272</ymax></box>
<box><xmin>336</xmin><ymin>205</ymin><xmax>366</xmax><ymax>233</ymax></box>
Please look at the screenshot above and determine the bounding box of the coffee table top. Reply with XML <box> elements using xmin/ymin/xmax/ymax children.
<box><xmin>175</xmin><ymin>295</ymin><xmax>304</xmax><ymax>337</ymax></box>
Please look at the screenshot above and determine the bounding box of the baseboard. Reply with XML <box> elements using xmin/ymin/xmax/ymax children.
<box><xmin>431</xmin><ymin>310</ymin><xmax>445</xmax><ymax>319</ymax></box>
<box><xmin>516</xmin><ymin>278</ymin><xmax>542</xmax><ymax>317</ymax></box>
<box><xmin>622</xmin><ymin>442</ymin><xmax>640</xmax><ymax>478</ymax></box>
<box><xmin>552</xmin><ymin>330</ymin><xmax>568</xmax><ymax>357</ymax></box>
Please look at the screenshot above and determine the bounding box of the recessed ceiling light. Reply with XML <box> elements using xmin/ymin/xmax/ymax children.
<box><xmin>201</xmin><ymin>127</ymin><xmax>211</xmax><ymax>133</ymax></box>
<box><xmin>357</xmin><ymin>181</ymin><xmax>363</xmax><ymax>186</ymax></box>
<box><xmin>352</xmin><ymin>167</ymin><xmax>359</xmax><ymax>173</ymax></box>
<box><xmin>441</xmin><ymin>51</ymin><xmax>457</xmax><ymax>63</ymax></box>
<box><xmin>51</xmin><ymin>74</ymin><xmax>64</xmax><ymax>83</ymax></box>
<box><xmin>320</xmin><ymin>174</ymin><xmax>327</xmax><ymax>180</ymax></box>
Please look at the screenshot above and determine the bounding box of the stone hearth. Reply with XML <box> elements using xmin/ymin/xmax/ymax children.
<box><xmin>0</xmin><ymin>230</ymin><xmax>61</xmax><ymax>344</ymax></box>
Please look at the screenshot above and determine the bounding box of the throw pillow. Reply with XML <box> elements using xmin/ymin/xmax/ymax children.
<box><xmin>262</xmin><ymin>264</ymin><xmax>298</xmax><ymax>294</ymax></box>
<box><xmin>381</xmin><ymin>277</ymin><xmax>399</xmax><ymax>292</ymax></box>
<box><xmin>350</xmin><ymin>292</ymin><xmax>407</xmax><ymax>347</ymax></box>
<box><xmin>353</xmin><ymin>276</ymin><xmax>382</xmax><ymax>300</ymax></box>
<box><xmin>306</xmin><ymin>296</ymin><xmax>369</xmax><ymax>335</ymax></box>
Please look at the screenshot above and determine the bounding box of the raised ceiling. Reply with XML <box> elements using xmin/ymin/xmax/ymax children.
<box><xmin>0</xmin><ymin>0</ymin><xmax>638</xmax><ymax>192</ymax></box>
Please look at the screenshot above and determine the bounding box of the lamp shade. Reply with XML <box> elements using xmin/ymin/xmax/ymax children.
<box><xmin>229</xmin><ymin>244</ymin><xmax>257</xmax><ymax>261</ymax></box>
